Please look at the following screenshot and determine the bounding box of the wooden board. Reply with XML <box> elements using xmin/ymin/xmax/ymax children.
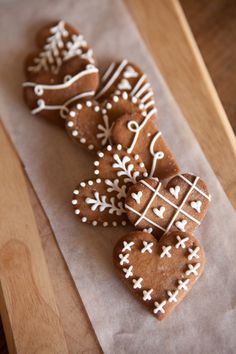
<box><xmin>0</xmin><ymin>122</ymin><xmax>68</xmax><ymax>354</ymax></box>
<box><xmin>0</xmin><ymin>0</ymin><xmax>235</xmax><ymax>352</ymax></box>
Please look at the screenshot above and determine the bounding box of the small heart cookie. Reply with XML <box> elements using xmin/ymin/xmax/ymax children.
<box><xmin>65</xmin><ymin>92</ymin><xmax>144</xmax><ymax>151</ymax></box>
<box><xmin>23</xmin><ymin>20</ymin><xmax>99</xmax><ymax>123</ymax></box>
<box><xmin>125</xmin><ymin>173</ymin><xmax>210</xmax><ymax>238</ymax></box>
<box><xmin>111</xmin><ymin>112</ymin><xmax>180</xmax><ymax>179</ymax></box>
<box><xmin>96</xmin><ymin>60</ymin><xmax>156</xmax><ymax>114</ymax></box>
<box><xmin>72</xmin><ymin>145</ymin><xmax>148</xmax><ymax>226</ymax></box>
<box><xmin>113</xmin><ymin>230</ymin><xmax>205</xmax><ymax>320</ymax></box>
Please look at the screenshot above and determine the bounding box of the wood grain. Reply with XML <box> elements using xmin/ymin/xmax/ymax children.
<box><xmin>181</xmin><ymin>0</ymin><xmax>236</xmax><ymax>133</ymax></box>
<box><xmin>127</xmin><ymin>0</ymin><xmax>236</xmax><ymax>209</ymax></box>
<box><xmin>0</xmin><ymin>122</ymin><xmax>68</xmax><ymax>354</ymax></box>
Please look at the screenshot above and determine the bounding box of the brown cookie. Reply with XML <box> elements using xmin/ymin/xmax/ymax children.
<box><xmin>96</xmin><ymin>60</ymin><xmax>156</xmax><ymax>115</ymax></box>
<box><xmin>125</xmin><ymin>174</ymin><xmax>210</xmax><ymax>238</ymax></box>
<box><xmin>23</xmin><ymin>20</ymin><xmax>99</xmax><ymax>123</ymax></box>
<box><xmin>65</xmin><ymin>92</ymin><xmax>144</xmax><ymax>151</ymax></box>
<box><xmin>111</xmin><ymin>112</ymin><xmax>179</xmax><ymax>179</ymax></box>
<box><xmin>72</xmin><ymin>145</ymin><xmax>148</xmax><ymax>226</ymax></box>
<box><xmin>113</xmin><ymin>230</ymin><xmax>205</xmax><ymax>320</ymax></box>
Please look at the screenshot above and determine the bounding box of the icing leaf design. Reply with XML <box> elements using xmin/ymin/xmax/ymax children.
<box><xmin>85</xmin><ymin>192</ymin><xmax>126</xmax><ymax>215</ymax></box>
<box><xmin>63</xmin><ymin>35</ymin><xmax>94</xmax><ymax>63</ymax></box>
<box><xmin>105</xmin><ymin>179</ymin><xmax>127</xmax><ymax>199</ymax></box>
<box><xmin>112</xmin><ymin>154</ymin><xmax>140</xmax><ymax>184</ymax></box>
<box><xmin>28</xmin><ymin>21</ymin><xmax>69</xmax><ymax>74</ymax></box>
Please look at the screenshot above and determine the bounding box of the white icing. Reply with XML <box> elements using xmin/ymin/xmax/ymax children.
<box><xmin>123</xmin><ymin>66</ymin><xmax>138</xmax><ymax>79</ymax></box>
<box><xmin>118</xmin><ymin>78</ymin><xmax>132</xmax><ymax>90</ymax></box>
<box><xmin>85</xmin><ymin>191</ymin><xmax>126</xmax><ymax>215</ymax></box>
<box><xmin>149</xmin><ymin>131</ymin><xmax>164</xmax><ymax>177</ymax></box>
<box><xmin>126</xmin><ymin>108</ymin><xmax>157</xmax><ymax>154</ymax></box>
<box><xmin>190</xmin><ymin>200</ymin><xmax>202</xmax><ymax>213</ymax></box>
<box><xmin>141</xmin><ymin>91</ymin><xmax>153</xmax><ymax>103</ymax></box>
<box><xmin>101</xmin><ymin>62</ymin><xmax>115</xmax><ymax>82</ymax></box>
<box><xmin>143</xmin><ymin>227</ymin><xmax>153</xmax><ymax>234</ymax></box>
<box><xmin>119</xmin><ymin>253</ymin><xmax>129</xmax><ymax>266</ymax></box>
<box><xmin>141</xmin><ymin>241</ymin><xmax>153</xmax><ymax>254</ymax></box>
<box><xmin>105</xmin><ymin>179</ymin><xmax>127</xmax><ymax>199</ymax></box>
<box><xmin>23</xmin><ymin>65</ymin><xmax>98</xmax><ymax>94</ymax></box>
<box><xmin>131</xmin><ymin>191</ymin><xmax>143</xmax><ymax>204</ymax></box>
<box><xmin>143</xmin><ymin>289</ymin><xmax>153</xmax><ymax>301</ymax></box>
<box><xmin>135</xmin><ymin>82</ymin><xmax>150</xmax><ymax>99</ymax></box>
<box><xmin>153</xmin><ymin>206</ymin><xmax>165</xmax><ymax>219</ymax></box>
<box><xmin>96</xmin><ymin>114</ymin><xmax>112</xmax><ymax>146</ymax></box>
<box><xmin>175</xmin><ymin>235</ymin><xmax>189</xmax><ymax>249</ymax></box>
<box><xmin>160</xmin><ymin>245</ymin><xmax>172</xmax><ymax>258</ymax></box>
<box><xmin>169</xmin><ymin>186</ymin><xmax>180</xmax><ymax>199</ymax></box>
<box><xmin>178</xmin><ymin>174</ymin><xmax>211</xmax><ymax>201</ymax></box>
<box><xmin>188</xmin><ymin>247</ymin><xmax>200</xmax><ymax>260</ymax></box>
<box><xmin>123</xmin><ymin>265</ymin><xmax>133</xmax><ymax>279</ymax></box>
<box><xmin>153</xmin><ymin>300</ymin><xmax>166</xmax><ymax>314</ymax></box>
<box><xmin>167</xmin><ymin>290</ymin><xmax>179</xmax><ymax>303</ymax></box>
<box><xmin>132</xmin><ymin>277</ymin><xmax>143</xmax><ymax>289</ymax></box>
<box><xmin>112</xmin><ymin>154</ymin><xmax>140</xmax><ymax>184</ymax></box>
<box><xmin>175</xmin><ymin>219</ymin><xmax>187</xmax><ymax>232</ymax></box>
<box><xmin>122</xmin><ymin>241</ymin><xmax>135</xmax><ymax>252</ymax></box>
<box><xmin>130</xmin><ymin>75</ymin><xmax>146</xmax><ymax>96</ymax></box>
<box><xmin>95</xmin><ymin>59</ymin><xmax>128</xmax><ymax>99</ymax></box>
<box><xmin>185</xmin><ymin>263</ymin><xmax>200</xmax><ymax>276</ymax></box>
<box><xmin>178</xmin><ymin>279</ymin><xmax>189</xmax><ymax>291</ymax></box>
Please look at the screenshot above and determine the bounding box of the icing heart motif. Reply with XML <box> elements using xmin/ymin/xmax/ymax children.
<box><xmin>153</xmin><ymin>206</ymin><xmax>165</xmax><ymax>219</ymax></box>
<box><xmin>65</xmin><ymin>92</ymin><xmax>145</xmax><ymax>151</ymax></box>
<box><xmin>72</xmin><ymin>145</ymin><xmax>148</xmax><ymax>226</ymax></box>
<box><xmin>113</xmin><ymin>231</ymin><xmax>205</xmax><ymax>320</ymax></box>
<box><xmin>131</xmin><ymin>191</ymin><xmax>143</xmax><ymax>204</ymax></box>
<box><xmin>23</xmin><ymin>20</ymin><xmax>99</xmax><ymax>123</ymax></box>
<box><xmin>169</xmin><ymin>185</ymin><xmax>180</xmax><ymax>199</ymax></box>
<box><xmin>125</xmin><ymin>173</ymin><xmax>210</xmax><ymax>238</ymax></box>
<box><xmin>111</xmin><ymin>112</ymin><xmax>180</xmax><ymax>179</ymax></box>
<box><xmin>191</xmin><ymin>200</ymin><xmax>202</xmax><ymax>213</ymax></box>
<box><xmin>96</xmin><ymin>60</ymin><xmax>156</xmax><ymax>115</ymax></box>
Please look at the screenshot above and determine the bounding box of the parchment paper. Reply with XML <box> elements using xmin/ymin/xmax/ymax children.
<box><xmin>0</xmin><ymin>1</ymin><xmax>236</xmax><ymax>353</ymax></box>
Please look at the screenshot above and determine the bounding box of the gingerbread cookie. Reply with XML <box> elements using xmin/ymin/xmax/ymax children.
<box><xmin>65</xmin><ymin>91</ymin><xmax>145</xmax><ymax>151</ymax></box>
<box><xmin>72</xmin><ymin>145</ymin><xmax>148</xmax><ymax>226</ymax></box>
<box><xmin>23</xmin><ymin>20</ymin><xmax>99</xmax><ymax>123</ymax></box>
<box><xmin>111</xmin><ymin>112</ymin><xmax>179</xmax><ymax>179</ymax></box>
<box><xmin>113</xmin><ymin>230</ymin><xmax>205</xmax><ymax>320</ymax></box>
<box><xmin>125</xmin><ymin>174</ymin><xmax>210</xmax><ymax>238</ymax></box>
<box><xmin>96</xmin><ymin>60</ymin><xmax>156</xmax><ymax>115</ymax></box>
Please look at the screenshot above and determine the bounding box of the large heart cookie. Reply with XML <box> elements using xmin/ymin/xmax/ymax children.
<box><xmin>125</xmin><ymin>174</ymin><xmax>210</xmax><ymax>238</ymax></box>
<box><xmin>111</xmin><ymin>112</ymin><xmax>179</xmax><ymax>179</ymax></box>
<box><xmin>72</xmin><ymin>145</ymin><xmax>147</xmax><ymax>226</ymax></box>
<box><xmin>96</xmin><ymin>60</ymin><xmax>156</xmax><ymax>115</ymax></box>
<box><xmin>23</xmin><ymin>20</ymin><xmax>99</xmax><ymax>123</ymax></box>
<box><xmin>65</xmin><ymin>92</ymin><xmax>145</xmax><ymax>151</ymax></box>
<box><xmin>113</xmin><ymin>231</ymin><xmax>205</xmax><ymax>320</ymax></box>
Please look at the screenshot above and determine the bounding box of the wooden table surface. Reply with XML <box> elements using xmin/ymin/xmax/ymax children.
<box><xmin>0</xmin><ymin>0</ymin><xmax>235</xmax><ymax>352</ymax></box>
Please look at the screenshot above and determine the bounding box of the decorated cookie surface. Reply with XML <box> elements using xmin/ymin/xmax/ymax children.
<box><xmin>125</xmin><ymin>174</ymin><xmax>210</xmax><ymax>238</ymax></box>
<box><xmin>111</xmin><ymin>112</ymin><xmax>179</xmax><ymax>179</ymax></box>
<box><xmin>96</xmin><ymin>60</ymin><xmax>156</xmax><ymax>115</ymax></box>
<box><xmin>72</xmin><ymin>145</ymin><xmax>148</xmax><ymax>226</ymax></box>
<box><xmin>113</xmin><ymin>230</ymin><xmax>205</xmax><ymax>320</ymax></box>
<box><xmin>23</xmin><ymin>20</ymin><xmax>99</xmax><ymax>123</ymax></box>
<box><xmin>65</xmin><ymin>92</ymin><xmax>144</xmax><ymax>151</ymax></box>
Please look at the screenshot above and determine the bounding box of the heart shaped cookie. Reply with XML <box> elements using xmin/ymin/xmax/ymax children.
<box><xmin>111</xmin><ymin>112</ymin><xmax>180</xmax><ymax>179</ymax></box>
<box><xmin>65</xmin><ymin>92</ymin><xmax>145</xmax><ymax>151</ymax></box>
<box><xmin>125</xmin><ymin>174</ymin><xmax>210</xmax><ymax>238</ymax></box>
<box><xmin>113</xmin><ymin>230</ymin><xmax>205</xmax><ymax>320</ymax></box>
<box><xmin>96</xmin><ymin>60</ymin><xmax>156</xmax><ymax>115</ymax></box>
<box><xmin>23</xmin><ymin>20</ymin><xmax>99</xmax><ymax>123</ymax></box>
<box><xmin>72</xmin><ymin>145</ymin><xmax>148</xmax><ymax>226</ymax></box>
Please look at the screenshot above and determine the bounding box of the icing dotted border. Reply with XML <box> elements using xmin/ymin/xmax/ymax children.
<box><xmin>72</xmin><ymin>181</ymin><xmax>127</xmax><ymax>227</ymax></box>
<box><xmin>117</xmin><ymin>234</ymin><xmax>202</xmax><ymax>316</ymax></box>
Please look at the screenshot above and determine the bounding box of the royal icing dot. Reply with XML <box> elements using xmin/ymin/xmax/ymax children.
<box><xmin>82</xmin><ymin>216</ymin><xmax>87</xmax><ymax>222</ymax></box>
<box><xmin>107</xmin><ymin>145</ymin><xmax>112</xmax><ymax>151</ymax></box>
<box><xmin>106</xmin><ymin>102</ymin><xmax>112</xmax><ymax>109</ymax></box>
<box><xmin>92</xmin><ymin>220</ymin><xmax>98</xmax><ymax>226</ymax></box>
<box><xmin>113</xmin><ymin>95</ymin><xmax>119</xmax><ymax>102</ymax></box>
<box><xmin>88</xmin><ymin>144</ymin><xmax>94</xmax><ymax>150</ymax></box>
<box><xmin>94</xmin><ymin>106</ymin><xmax>100</xmax><ymax>112</ymax></box>
<box><xmin>80</xmin><ymin>182</ymin><xmax>86</xmax><ymax>187</ymax></box>
<box><xmin>94</xmin><ymin>169</ymin><xmax>99</xmax><ymax>175</ymax></box>
<box><xmin>103</xmin><ymin>221</ymin><xmax>108</xmax><ymax>227</ymax></box>
<box><xmin>117</xmin><ymin>144</ymin><xmax>122</xmax><ymax>151</ymax></box>
<box><xmin>113</xmin><ymin>221</ymin><xmax>118</xmax><ymax>227</ymax></box>
<box><xmin>88</xmin><ymin>180</ymin><xmax>93</xmax><ymax>186</ymax></box>
<box><xmin>122</xmin><ymin>220</ymin><xmax>127</xmax><ymax>226</ymax></box>
<box><xmin>94</xmin><ymin>161</ymin><xmax>99</xmax><ymax>166</ymax></box>
<box><xmin>72</xmin><ymin>199</ymin><xmax>78</xmax><ymax>205</ymax></box>
<box><xmin>70</xmin><ymin>111</ymin><xmax>76</xmax><ymax>117</ymax></box>
<box><xmin>80</xmin><ymin>138</ymin><xmax>86</xmax><ymax>144</ymax></box>
<box><xmin>98</xmin><ymin>152</ymin><xmax>104</xmax><ymax>158</ymax></box>
<box><xmin>67</xmin><ymin>121</ymin><xmax>74</xmax><ymax>127</ymax></box>
<box><xmin>73</xmin><ymin>189</ymin><xmax>79</xmax><ymax>195</ymax></box>
<box><xmin>96</xmin><ymin>178</ymin><xmax>102</xmax><ymax>183</ymax></box>
<box><xmin>102</xmin><ymin>108</ymin><xmax>107</xmax><ymax>114</ymax></box>
<box><xmin>86</xmin><ymin>101</ymin><xmax>92</xmax><ymax>107</ymax></box>
<box><xmin>77</xmin><ymin>103</ymin><xmax>82</xmax><ymax>110</ymax></box>
<box><xmin>75</xmin><ymin>209</ymin><xmax>80</xmax><ymax>215</ymax></box>
<box><xmin>72</xmin><ymin>130</ymin><xmax>78</xmax><ymax>137</ymax></box>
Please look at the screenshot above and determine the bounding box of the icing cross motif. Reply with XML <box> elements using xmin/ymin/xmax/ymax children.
<box><xmin>175</xmin><ymin>235</ymin><xmax>189</xmax><ymax>249</ymax></box>
<box><xmin>119</xmin><ymin>253</ymin><xmax>129</xmax><ymax>265</ymax></box>
<box><xmin>125</xmin><ymin>174</ymin><xmax>210</xmax><ymax>237</ymax></box>
<box><xmin>188</xmin><ymin>247</ymin><xmax>200</xmax><ymax>260</ymax></box>
<box><xmin>114</xmin><ymin>231</ymin><xmax>205</xmax><ymax>320</ymax></box>
<box><xmin>141</xmin><ymin>241</ymin><xmax>153</xmax><ymax>254</ymax></box>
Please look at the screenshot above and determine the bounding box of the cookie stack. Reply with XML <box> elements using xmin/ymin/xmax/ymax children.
<box><xmin>23</xmin><ymin>20</ymin><xmax>211</xmax><ymax>321</ymax></box>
